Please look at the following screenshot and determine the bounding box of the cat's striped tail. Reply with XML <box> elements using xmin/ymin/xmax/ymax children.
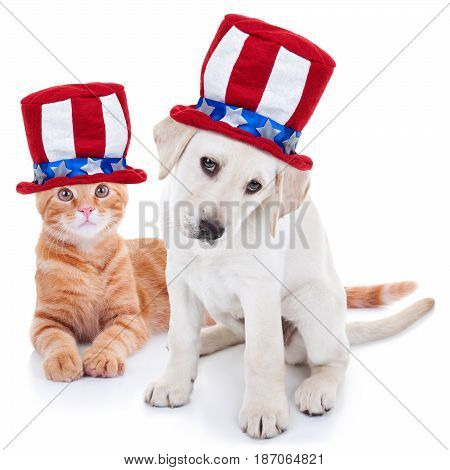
<box><xmin>345</xmin><ymin>281</ymin><xmax>418</xmax><ymax>308</ymax></box>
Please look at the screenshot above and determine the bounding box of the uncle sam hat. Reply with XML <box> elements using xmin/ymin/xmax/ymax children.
<box><xmin>17</xmin><ymin>82</ymin><xmax>147</xmax><ymax>194</ymax></box>
<box><xmin>170</xmin><ymin>14</ymin><xmax>335</xmax><ymax>171</ymax></box>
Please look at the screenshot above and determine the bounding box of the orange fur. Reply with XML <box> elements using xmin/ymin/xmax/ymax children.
<box><xmin>345</xmin><ymin>281</ymin><xmax>418</xmax><ymax>308</ymax></box>
<box><xmin>32</xmin><ymin>183</ymin><xmax>169</xmax><ymax>381</ymax></box>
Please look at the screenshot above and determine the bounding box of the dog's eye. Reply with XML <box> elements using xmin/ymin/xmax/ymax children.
<box><xmin>246</xmin><ymin>180</ymin><xmax>262</xmax><ymax>194</ymax></box>
<box><xmin>57</xmin><ymin>187</ymin><xmax>73</xmax><ymax>202</ymax></box>
<box><xmin>95</xmin><ymin>184</ymin><xmax>109</xmax><ymax>198</ymax></box>
<box><xmin>200</xmin><ymin>157</ymin><xmax>217</xmax><ymax>175</ymax></box>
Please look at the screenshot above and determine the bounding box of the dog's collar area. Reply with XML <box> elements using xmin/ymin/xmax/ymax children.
<box><xmin>196</xmin><ymin>97</ymin><xmax>301</xmax><ymax>155</ymax></box>
<box><xmin>32</xmin><ymin>157</ymin><xmax>127</xmax><ymax>185</ymax></box>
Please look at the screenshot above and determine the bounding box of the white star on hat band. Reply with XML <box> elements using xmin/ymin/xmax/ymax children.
<box><xmin>52</xmin><ymin>161</ymin><xmax>72</xmax><ymax>178</ymax></box>
<box><xmin>80</xmin><ymin>158</ymin><xmax>103</xmax><ymax>175</ymax></box>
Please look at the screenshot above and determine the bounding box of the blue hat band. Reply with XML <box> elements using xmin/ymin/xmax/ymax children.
<box><xmin>33</xmin><ymin>157</ymin><xmax>127</xmax><ymax>185</ymax></box>
<box><xmin>195</xmin><ymin>97</ymin><xmax>301</xmax><ymax>155</ymax></box>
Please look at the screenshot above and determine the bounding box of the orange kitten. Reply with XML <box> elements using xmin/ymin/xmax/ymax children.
<box><xmin>32</xmin><ymin>182</ymin><xmax>169</xmax><ymax>381</ymax></box>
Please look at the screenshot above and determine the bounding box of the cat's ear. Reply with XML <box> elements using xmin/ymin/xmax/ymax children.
<box><xmin>153</xmin><ymin>117</ymin><xmax>197</xmax><ymax>180</ymax></box>
<box><xmin>271</xmin><ymin>166</ymin><xmax>310</xmax><ymax>236</ymax></box>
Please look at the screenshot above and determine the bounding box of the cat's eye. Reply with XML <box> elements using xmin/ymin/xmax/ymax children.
<box><xmin>246</xmin><ymin>180</ymin><xmax>262</xmax><ymax>194</ymax></box>
<box><xmin>57</xmin><ymin>188</ymin><xmax>73</xmax><ymax>202</ymax></box>
<box><xmin>95</xmin><ymin>184</ymin><xmax>109</xmax><ymax>198</ymax></box>
<box><xmin>200</xmin><ymin>156</ymin><xmax>218</xmax><ymax>175</ymax></box>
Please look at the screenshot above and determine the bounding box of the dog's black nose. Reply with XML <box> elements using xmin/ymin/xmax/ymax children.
<box><xmin>198</xmin><ymin>219</ymin><xmax>225</xmax><ymax>241</ymax></box>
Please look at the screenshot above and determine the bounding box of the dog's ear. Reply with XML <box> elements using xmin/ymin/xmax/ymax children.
<box><xmin>271</xmin><ymin>166</ymin><xmax>310</xmax><ymax>236</ymax></box>
<box><xmin>153</xmin><ymin>117</ymin><xmax>197</xmax><ymax>180</ymax></box>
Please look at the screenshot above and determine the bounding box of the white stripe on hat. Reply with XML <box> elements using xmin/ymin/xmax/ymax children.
<box><xmin>100</xmin><ymin>93</ymin><xmax>128</xmax><ymax>158</ymax></box>
<box><xmin>41</xmin><ymin>98</ymin><xmax>76</xmax><ymax>162</ymax></box>
<box><xmin>203</xmin><ymin>26</ymin><xmax>248</xmax><ymax>103</ymax></box>
<box><xmin>256</xmin><ymin>47</ymin><xmax>311</xmax><ymax>124</ymax></box>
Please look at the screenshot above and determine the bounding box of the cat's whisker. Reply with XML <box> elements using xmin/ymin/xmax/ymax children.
<box><xmin>45</xmin><ymin>224</ymin><xmax>65</xmax><ymax>260</ymax></box>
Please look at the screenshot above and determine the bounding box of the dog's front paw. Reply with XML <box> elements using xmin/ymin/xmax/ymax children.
<box><xmin>43</xmin><ymin>350</ymin><xmax>83</xmax><ymax>382</ymax></box>
<box><xmin>83</xmin><ymin>347</ymin><xmax>125</xmax><ymax>378</ymax></box>
<box><xmin>239</xmin><ymin>395</ymin><xmax>289</xmax><ymax>439</ymax></box>
<box><xmin>144</xmin><ymin>377</ymin><xmax>193</xmax><ymax>408</ymax></box>
<box><xmin>295</xmin><ymin>376</ymin><xmax>337</xmax><ymax>416</ymax></box>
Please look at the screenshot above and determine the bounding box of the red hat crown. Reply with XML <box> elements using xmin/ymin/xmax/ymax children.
<box><xmin>170</xmin><ymin>14</ymin><xmax>335</xmax><ymax>170</ymax></box>
<box><xmin>17</xmin><ymin>82</ymin><xmax>146</xmax><ymax>194</ymax></box>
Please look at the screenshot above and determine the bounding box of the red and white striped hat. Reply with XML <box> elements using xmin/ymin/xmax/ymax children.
<box><xmin>17</xmin><ymin>82</ymin><xmax>146</xmax><ymax>194</ymax></box>
<box><xmin>171</xmin><ymin>14</ymin><xmax>335</xmax><ymax>170</ymax></box>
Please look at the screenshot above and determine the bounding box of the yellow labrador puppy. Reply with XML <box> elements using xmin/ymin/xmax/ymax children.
<box><xmin>144</xmin><ymin>117</ymin><xmax>433</xmax><ymax>439</ymax></box>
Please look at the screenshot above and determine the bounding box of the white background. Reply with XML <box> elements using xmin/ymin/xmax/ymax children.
<box><xmin>0</xmin><ymin>0</ymin><xmax>449</xmax><ymax>468</ymax></box>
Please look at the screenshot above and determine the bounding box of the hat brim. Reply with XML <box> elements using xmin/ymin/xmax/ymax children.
<box><xmin>170</xmin><ymin>105</ymin><xmax>313</xmax><ymax>171</ymax></box>
<box><xmin>17</xmin><ymin>166</ymin><xmax>147</xmax><ymax>195</ymax></box>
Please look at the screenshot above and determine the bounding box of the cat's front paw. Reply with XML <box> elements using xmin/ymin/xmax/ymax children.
<box><xmin>43</xmin><ymin>350</ymin><xmax>83</xmax><ymax>382</ymax></box>
<box><xmin>83</xmin><ymin>347</ymin><xmax>125</xmax><ymax>378</ymax></box>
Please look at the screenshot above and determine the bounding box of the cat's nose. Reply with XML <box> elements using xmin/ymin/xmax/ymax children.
<box><xmin>78</xmin><ymin>206</ymin><xmax>94</xmax><ymax>219</ymax></box>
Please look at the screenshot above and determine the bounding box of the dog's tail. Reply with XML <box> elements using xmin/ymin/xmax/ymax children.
<box><xmin>345</xmin><ymin>281</ymin><xmax>417</xmax><ymax>308</ymax></box>
<box><xmin>346</xmin><ymin>298</ymin><xmax>434</xmax><ymax>345</ymax></box>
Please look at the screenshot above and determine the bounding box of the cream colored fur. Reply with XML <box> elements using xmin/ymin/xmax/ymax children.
<box><xmin>144</xmin><ymin>117</ymin><xmax>434</xmax><ymax>439</ymax></box>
